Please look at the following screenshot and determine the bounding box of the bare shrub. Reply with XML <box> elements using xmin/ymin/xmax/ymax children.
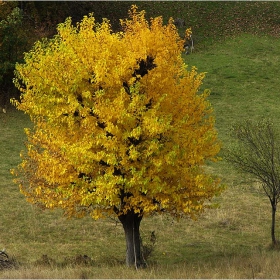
<box><xmin>0</xmin><ymin>250</ymin><xmax>18</xmax><ymax>270</ymax></box>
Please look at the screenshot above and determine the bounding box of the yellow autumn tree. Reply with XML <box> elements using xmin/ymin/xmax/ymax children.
<box><xmin>12</xmin><ymin>6</ymin><xmax>223</xmax><ymax>268</ymax></box>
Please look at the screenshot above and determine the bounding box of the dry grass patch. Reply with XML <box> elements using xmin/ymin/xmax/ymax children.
<box><xmin>3</xmin><ymin>251</ymin><xmax>280</xmax><ymax>279</ymax></box>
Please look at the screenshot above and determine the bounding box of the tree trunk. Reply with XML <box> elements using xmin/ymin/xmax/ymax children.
<box><xmin>271</xmin><ymin>201</ymin><xmax>277</xmax><ymax>247</ymax></box>
<box><xmin>118</xmin><ymin>210</ymin><xmax>145</xmax><ymax>268</ymax></box>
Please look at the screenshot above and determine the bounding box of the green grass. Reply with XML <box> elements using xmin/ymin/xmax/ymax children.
<box><xmin>185</xmin><ymin>33</ymin><xmax>280</xmax><ymax>142</ymax></box>
<box><xmin>2</xmin><ymin>33</ymin><xmax>280</xmax><ymax>278</ymax></box>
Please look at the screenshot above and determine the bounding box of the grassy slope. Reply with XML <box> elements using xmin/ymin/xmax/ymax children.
<box><xmin>1</xmin><ymin>2</ymin><xmax>280</xmax><ymax>279</ymax></box>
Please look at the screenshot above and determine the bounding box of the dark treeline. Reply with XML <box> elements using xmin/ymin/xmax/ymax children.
<box><xmin>0</xmin><ymin>1</ymin><xmax>135</xmax><ymax>107</ymax></box>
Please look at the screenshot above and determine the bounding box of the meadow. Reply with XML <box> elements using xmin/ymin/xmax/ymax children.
<box><xmin>1</xmin><ymin>32</ymin><xmax>280</xmax><ymax>278</ymax></box>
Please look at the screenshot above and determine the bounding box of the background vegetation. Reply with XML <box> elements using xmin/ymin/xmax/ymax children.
<box><xmin>1</xmin><ymin>1</ymin><xmax>280</xmax><ymax>106</ymax></box>
<box><xmin>1</xmin><ymin>1</ymin><xmax>280</xmax><ymax>278</ymax></box>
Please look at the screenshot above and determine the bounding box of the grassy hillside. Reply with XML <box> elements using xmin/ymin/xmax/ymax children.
<box><xmin>1</xmin><ymin>33</ymin><xmax>280</xmax><ymax>279</ymax></box>
<box><xmin>1</xmin><ymin>3</ymin><xmax>280</xmax><ymax>278</ymax></box>
<box><xmin>115</xmin><ymin>2</ymin><xmax>280</xmax><ymax>46</ymax></box>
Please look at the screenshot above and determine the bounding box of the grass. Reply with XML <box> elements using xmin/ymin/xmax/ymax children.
<box><xmin>2</xmin><ymin>32</ymin><xmax>280</xmax><ymax>278</ymax></box>
<box><xmin>186</xmin><ymin>33</ymin><xmax>280</xmax><ymax>142</ymax></box>
<box><xmin>136</xmin><ymin>2</ymin><xmax>280</xmax><ymax>44</ymax></box>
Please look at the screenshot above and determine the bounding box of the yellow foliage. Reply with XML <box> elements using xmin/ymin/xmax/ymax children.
<box><xmin>185</xmin><ymin>28</ymin><xmax>192</xmax><ymax>40</ymax></box>
<box><xmin>11</xmin><ymin>5</ymin><xmax>223</xmax><ymax>220</ymax></box>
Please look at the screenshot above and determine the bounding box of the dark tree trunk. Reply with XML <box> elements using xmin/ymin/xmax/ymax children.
<box><xmin>118</xmin><ymin>210</ymin><xmax>145</xmax><ymax>268</ymax></box>
<box><xmin>271</xmin><ymin>201</ymin><xmax>277</xmax><ymax>247</ymax></box>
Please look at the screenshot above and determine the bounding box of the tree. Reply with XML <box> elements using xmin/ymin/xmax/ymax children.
<box><xmin>226</xmin><ymin>119</ymin><xmax>280</xmax><ymax>248</ymax></box>
<box><xmin>11</xmin><ymin>6</ymin><xmax>222</xmax><ymax>268</ymax></box>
